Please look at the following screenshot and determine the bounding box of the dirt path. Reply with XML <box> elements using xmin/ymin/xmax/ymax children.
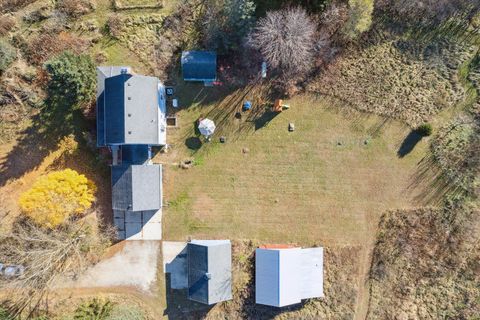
<box><xmin>50</xmin><ymin>286</ymin><xmax>165</xmax><ymax>319</ymax></box>
<box><xmin>353</xmin><ymin>244</ymin><xmax>374</xmax><ymax>320</ymax></box>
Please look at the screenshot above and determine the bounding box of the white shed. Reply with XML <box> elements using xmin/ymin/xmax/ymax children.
<box><xmin>255</xmin><ymin>246</ymin><xmax>324</xmax><ymax>307</ymax></box>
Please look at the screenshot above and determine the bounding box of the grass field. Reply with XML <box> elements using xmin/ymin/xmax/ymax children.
<box><xmin>2</xmin><ymin>2</ymin><xmax>476</xmax><ymax>318</ymax></box>
<box><xmin>162</xmin><ymin>93</ymin><xmax>428</xmax><ymax>246</ymax></box>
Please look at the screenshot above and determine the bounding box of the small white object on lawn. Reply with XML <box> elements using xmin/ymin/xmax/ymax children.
<box><xmin>198</xmin><ymin>118</ymin><xmax>216</xmax><ymax>137</ymax></box>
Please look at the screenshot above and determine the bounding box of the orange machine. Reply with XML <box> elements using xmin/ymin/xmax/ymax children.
<box><xmin>273</xmin><ymin>99</ymin><xmax>283</xmax><ymax>112</ymax></box>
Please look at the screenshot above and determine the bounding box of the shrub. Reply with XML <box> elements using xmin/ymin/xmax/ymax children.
<box><xmin>27</xmin><ymin>31</ymin><xmax>90</xmax><ymax>65</ymax></box>
<box><xmin>0</xmin><ymin>0</ymin><xmax>36</xmax><ymax>13</ymax></box>
<box><xmin>0</xmin><ymin>15</ymin><xmax>16</xmax><ymax>36</ymax></box>
<box><xmin>342</xmin><ymin>0</ymin><xmax>373</xmax><ymax>39</ymax></box>
<box><xmin>18</xmin><ymin>169</ymin><xmax>96</xmax><ymax>228</ymax></box>
<box><xmin>74</xmin><ymin>299</ymin><xmax>114</xmax><ymax>320</ymax></box>
<box><xmin>57</xmin><ymin>0</ymin><xmax>95</xmax><ymax>18</ymax></box>
<box><xmin>106</xmin><ymin>14</ymin><xmax>124</xmax><ymax>39</ymax></box>
<box><xmin>44</xmin><ymin>51</ymin><xmax>96</xmax><ymax>110</ymax></box>
<box><xmin>0</xmin><ymin>40</ymin><xmax>16</xmax><ymax>73</ymax></box>
<box><xmin>417</xmin><ymin>123</ymin><xmax>433</xmax><ymax>136</ymax></box>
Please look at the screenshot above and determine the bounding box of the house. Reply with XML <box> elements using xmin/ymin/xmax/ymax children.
<box><xmin>187</xmin><ymin>240</ymin><xmax>232</xmax><ymax>305</ymax></box>
<box><xmin>96</xmin><ymin>67</ymin><xmax>167</xmax><ymax>147</ymax></box>
<box><xmin>255</xmin><ymin>245</ymin><xmax>324</xmax><ymax>307</ymax></box>
<box><xmin>111</xmin><ymin>164</ymin><xmax>162</xmax><ymax>212</ymax></box>
<box><xmin>181</xmin><ymin>51</ymin><xmax>217</xmax><ymax>83</ymax></box>
<box><xmin>96</xmin><ymin>67</ymin><xmax>166</xmax><ymax>240</ymax></box>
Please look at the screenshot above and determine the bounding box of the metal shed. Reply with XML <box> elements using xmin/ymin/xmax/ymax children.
<box><xmin>187</xmin><ymin>240</ymin><xmax>232</xmax><ymax>305</ymax></box>
<box><xmin>255</xmin><ymin>246</ymin><xmax>324</xmax><ymax>307</ymax></box>
<box><xmin>181</xmin><ymin>51</ymin><xmax>217</xmax><ymax>83</ymax></box>
<box><xmin>111</xmin><ymin>164</ymin><xmax>162</xmax><ymax>212</ymax></box>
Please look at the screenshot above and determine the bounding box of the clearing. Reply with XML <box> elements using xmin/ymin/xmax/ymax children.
<box><xmin>162</xmin><ymin>93</ymin><xmax>428</xmax><ymax>246</ymax></box>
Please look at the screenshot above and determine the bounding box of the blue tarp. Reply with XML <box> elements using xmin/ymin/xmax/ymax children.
<box><xmin>181</xmin><ymin>51</ymin><xmax>217</xmax><ymax>82</ymax></box>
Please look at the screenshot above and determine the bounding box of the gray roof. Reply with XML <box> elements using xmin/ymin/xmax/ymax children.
<box><xmin>96</xmin><ymin>67</ymin><xmax>166</xmax><ymax>147</ymax></box>
<box><xmin>96</xmin><ymin>66</ymin><xmax>131</xmax><ymax>147</ymax></box>
<box><xmin>255</xmin><ymin>247</ymin><xmax>324</xmax><ymax>307</ymax></box>
<box><xmin>187</xmin><ymin>240</ymin><xmax>232</xmax><ymax>305</ymax></box>
<box><xmin>111</xmin><ymin>164</ymin><xmax>162</xmax><ymax>211</ymax></box>
<box><xmin>181</xmin><ymin>51</ymin><xmax>217</xmax><ymax>82</ymax></box>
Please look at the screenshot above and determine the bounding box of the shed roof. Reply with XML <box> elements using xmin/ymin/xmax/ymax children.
<box><xmin>255</xmin><ymin>247</ymin><xmax>324</xmax><ymax>307</ymax></box>
<box><xmin>111</xmin><ymin>164</ymin><xmax>162</xmax><ymax>212</ymax></box>
<box><xmin>96</xmin><ymin>67</ymin><xmax>166</xmax><ymax>147</ymax></box>
<box><xmin>181</xmin><ymin>51</ymin><xmax>217</xmax><ymax>82</ymax></box>
<box><xmin>187</xmin><ymin>240</ymin><xmax>232</xmax><ymax>305</ymax></box>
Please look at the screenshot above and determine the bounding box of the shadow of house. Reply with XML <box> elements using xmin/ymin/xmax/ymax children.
<box><xmin>164</xmin><ymin>275</ymin><xmax>214</xmax><ymax>320</ymax></box>
<box><xmin>163</xmin><ymin>240</ymin><xmax>232</xmax><ymax>319</ymax></box>
<box><xmin>164</xmin><ymin>242</ymin><xmax>210</xmax><ymax>319</ymax></box>
<box><xmin>397</xmin><ymin>130</ymin><xmax>423</xmax><ymax>157</ymax></box>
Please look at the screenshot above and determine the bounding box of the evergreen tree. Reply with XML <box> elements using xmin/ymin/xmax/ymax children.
<box><xmin>44</xmin><ymin>51</ymin><xmax>96</xmax><ymax>110</ymax></box>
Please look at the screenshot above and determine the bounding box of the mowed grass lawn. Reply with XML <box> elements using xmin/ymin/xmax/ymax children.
<box><xmin>162</xmin><ymin>93</ymin><xmax>428</xmax><ymax>246</ymax></box>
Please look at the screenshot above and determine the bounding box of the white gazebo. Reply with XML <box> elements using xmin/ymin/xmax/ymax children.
<box><xmin>198</xmin><ymin>118</ymin><xmax>216</xmax><ymax>138</ymax></box>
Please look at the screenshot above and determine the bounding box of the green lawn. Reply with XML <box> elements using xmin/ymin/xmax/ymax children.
<box><xmin>162</xmin><ymin>93</ymin><xmax>428</xmax><ymax>246</ymax></box>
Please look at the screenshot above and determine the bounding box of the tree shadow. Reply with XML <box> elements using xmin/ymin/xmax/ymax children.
<box><xmin>254</xmin><ymin>111</ymin><xmax>280</xmax><ymax>131</ymax></box>
<box><xmin>0</xmin><ymin>96</ymin><xmax>91</xmax><ymax>187</ymax></box>
<box><xmin>407</xmin><ymin>153</ymin><xmax>469</xmax><ymax>206</ymax></box>
<box><xmin>177</xmin><ymin>78</ymin><xmax>276</xmax><ymax>149</ymax></box>
<box><xmin>397</xmin><ymin>130</ymin><xmax>423</xmax><ymax>158</ymax></box>
<box><xmin>185</xmin><ymin>137</ymin><xmax>202</xmax><ymax>151</ymax></box>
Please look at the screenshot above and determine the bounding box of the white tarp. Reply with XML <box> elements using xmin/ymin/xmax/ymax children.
<box><xmin>198</xmin><ymin>118</ymin><xmax>216</xmax><ymax>137</ymax></box>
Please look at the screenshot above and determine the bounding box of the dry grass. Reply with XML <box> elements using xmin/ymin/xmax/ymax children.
<box><xmin>110</xmin><ymin>13</ymin><xmax>165</xmax><ymax>72</ymax></box>
<box><xmin>114</xmin><ymin>0</ymin><xmax>163</xmax><ymax>9</ymax></box>
<box><xmin>162</xmin><ymin>93</ymin><xmax>427</xmax><ymax>246</ymax></box>
<box><xmin>308</xmin><ymin>39</ymin><xmax>475</xmax><ymax>126</ymax></box>
<box><xmin>368</xmin><ymin>206</ymin><xmax>480</xmax><ymax>319</ymax></box>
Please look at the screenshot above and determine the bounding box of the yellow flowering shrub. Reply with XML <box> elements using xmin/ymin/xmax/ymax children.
<box><xmin>18</xmin><ymin>169</ymin><xmax>96</xmax><ymax>228</ymax></box>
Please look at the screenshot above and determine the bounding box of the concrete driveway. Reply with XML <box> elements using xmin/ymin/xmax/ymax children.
<box><xmin>64</xmin><ymin>241</ymin><xmax>160</xmax><ymax>292</ymax></box>
<box><xmin>114</xmin><ymin>209</ymin><xmax>162</xmax><ymax>240</ymax></box>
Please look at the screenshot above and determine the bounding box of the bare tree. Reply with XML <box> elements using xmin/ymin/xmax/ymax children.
<box><xmin>248</xmin><ymin>7</ymin><xmax>317</xmax><ymax>78</ymax></box>
<box><xmin>0</xmin><ymin>219</ymin><xmax>113</xmax><ymax>318</ymax></box>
